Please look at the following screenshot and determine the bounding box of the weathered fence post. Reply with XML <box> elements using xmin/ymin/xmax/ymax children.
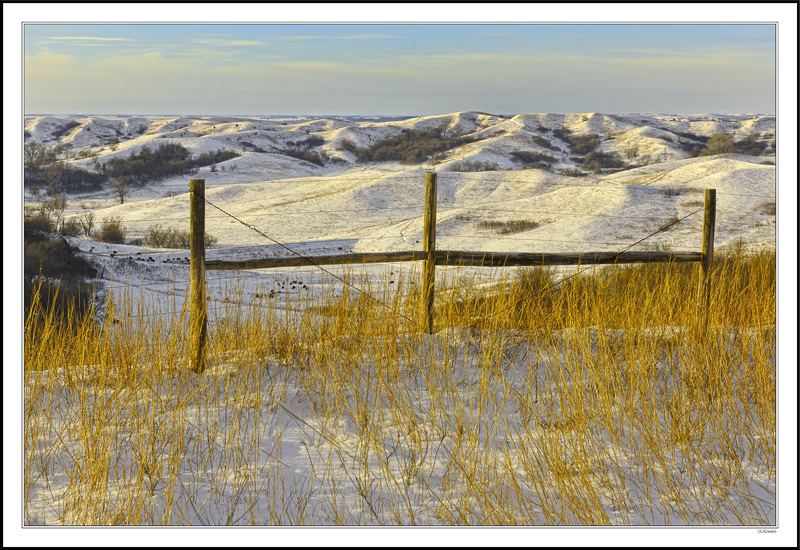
<box><xmin>423</xmin><ymin>172</ymin><xmax>438</xmax><ymax>334</ymax></box>
<box><xmin>697</xmin><ymin>188</ymin><xmax>716</xmax><ymax>330</ymax></box>
<box><xmin>190</xmin><ymin>178</ymin><xmax>207</xmax><ymax>373</ymax></box>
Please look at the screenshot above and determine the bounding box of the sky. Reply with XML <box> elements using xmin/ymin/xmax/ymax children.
<box><xmin>22</xmin><ymin>22</ymin><xmax>777</xmax><ymax>116</ymax></box>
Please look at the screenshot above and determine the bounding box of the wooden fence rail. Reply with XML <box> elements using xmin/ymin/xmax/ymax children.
<box><xmin>205</xmin><ymin>250</ymin><xmax>703</xmax><ymax>271</ymax></box>
<box><xmin>189</xmin><ymin>174</ymin><xmax>716</xmax><ymax>373</ymax></box>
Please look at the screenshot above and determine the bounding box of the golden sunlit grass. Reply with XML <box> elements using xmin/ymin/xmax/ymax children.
<box><xmin>23</xmin><ymin>247</ymin><xmax>776</xmax><ymax>525</ymax></box>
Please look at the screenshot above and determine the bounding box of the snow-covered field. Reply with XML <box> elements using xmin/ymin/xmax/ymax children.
<box><xmin>18</xmin><ymin>112</ymin><xmax>789</xmax><ymax>542</ymax></box>
<box><xmin>52</xmin><ymin>149</ymin><xmax>775</xmax><ymax>326</ymax></box>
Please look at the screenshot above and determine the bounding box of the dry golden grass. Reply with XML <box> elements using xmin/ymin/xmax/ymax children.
<box><xmin>23</xmin><ymin>247</ymin><xmax>776</xmax><ymax>525</ymax></box>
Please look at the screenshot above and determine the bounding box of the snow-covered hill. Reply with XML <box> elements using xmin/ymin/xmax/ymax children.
<box><xmin>25</xmin><ymin>111</ymin><xmax>775</xmax><ymax>171</ymax></box>
<box><xmin>23</xmin><ymin>111</ymin><xmax>775</xmax><ymax>311</ymax></box>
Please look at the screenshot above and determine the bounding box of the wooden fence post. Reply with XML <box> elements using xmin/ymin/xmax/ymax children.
<box><xmin>423</xmin><ymin>172</ymin><xmax>438</xmax><ymax>334</ymax></box>
<box><xmin>190</xmin><ymin>178</ymin><xmax>207</xmax><ymax>373</ymax></box>
<box><xmin>697</xmin><ymin>188</ymin><xmax>716</xmax><ymax>330</ymax></box>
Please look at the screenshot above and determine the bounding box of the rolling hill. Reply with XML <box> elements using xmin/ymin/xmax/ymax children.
<box><xmin>23</xmin><ymin>110</ymin><xmax>775</xmax><ymax>309</ymax></box>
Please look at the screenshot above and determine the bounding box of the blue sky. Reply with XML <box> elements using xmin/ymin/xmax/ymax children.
<box><xmin>22</xmin><ymin>23</ymin><xmax>776</xmax><ymax>115</ymax></box>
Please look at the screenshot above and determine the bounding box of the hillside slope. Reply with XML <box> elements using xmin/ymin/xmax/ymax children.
<box><xmin>23</xmin><ymin>111</ymin><xmax>775</xmax><ymax>307</ymax></box>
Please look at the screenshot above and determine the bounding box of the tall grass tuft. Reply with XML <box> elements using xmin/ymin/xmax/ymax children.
<box><xmin>23</xmin><ymin>247</ymin><xmax>776</xmax><ymax>525</ymax></box>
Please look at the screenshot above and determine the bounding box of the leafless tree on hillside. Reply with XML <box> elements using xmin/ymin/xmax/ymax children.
<box><xmin>110</xmin><ymin>176</ymin><xmax>131</xmax><ymax>204</ymax></box>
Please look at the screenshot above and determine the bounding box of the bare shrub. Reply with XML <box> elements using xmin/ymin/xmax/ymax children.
<box><xmin>447</xmin><ymin>160</ymin><xmax>500</xmax><ymax>172</ymax></box>
<box><xmin>532</xmin><ymin>135</ymin><xmax>557</xmax><ymax>150</ymax></box>
<box><xmin>24</xmin><ymin>205</ymin><xmax>55</xmax><ymax>234</ymax></box>
<box><xmin>477</xmin><ymin>219</ymin><xmax>540</xmax><ymax>234</ymax></box>
<box><xmin>79</xmin><ymin>212</ymin><xmax>95</xmax><ymax>236</ymax></box>
<box><xmin>147</xmin><ymin>225</ymin><xmax>217</xmax><ymax>248</ymax></box>
<box><xmin>96</xmin><ymin>217</ymin><xmax>126</xmax><ymax>243</ymax></box>
<box><xmin>511</xmin><ymin>151</ymin><xmax>555</xmax><ymax>166</ymax></box>
<box><xmin>60</xmin><ymin>218</ymin><xmax>82</xmax><ymax>237</ymax></box>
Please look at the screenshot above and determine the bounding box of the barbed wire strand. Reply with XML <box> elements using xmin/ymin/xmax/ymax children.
<box><xmin>478</xmin><ymin>205</ymin><xmax>707</xmax><ymax>323</ymax></box>
<box><xmin>85</xmin><ymin>203</ymin><xmax>738</xmax><ymax>328</ymax></box>
<box><xmin>199</xmin><ymin>191</ymin><xmax>416</xmax><ymax>325</ymax></box>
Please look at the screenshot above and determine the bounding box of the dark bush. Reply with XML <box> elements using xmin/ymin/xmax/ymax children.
<box><xmin>673</xmin><ymin>131</ymin><xmax>708</xmax><ymax>144</ymax></box>
<box><xmin>24</xmin><ymin>231</ymin><xmax>101</xmax><ymax>325</ymax></box>
<box><xmin>287</xmin><ymin>135</ymin><xmax>324</xmax><ymax>148</ymax></box>
<box><xmin>552</xmin><ymin>127</ymin><xmax>571</xmax><ymax>143</ymax></box>
<box><xmin>511</xmin><ymin>150</ymin><xmax>556</xmax><ymax>166</ymax></box>
<box><xmin>24</xmin><ymin>233</ymin><xmax>96</xmax><ymax>281</ymax></box>
<box><xmin>282</xmin><ymin>149</ymin><xmax>327</xmax><ymax>166</ymax></box>
<box><xmin>60</xmin><ymin>218</ymin><xmax>82</xmax><ymax>237</ymax></box>
<box><xmin>447</xmin><ymin>160</ymin><xmax>501</xmax><ymax>172</ymax></box>
<box><xmin>701</xmin><ymin>133</ymin><xmax>735</xmax><ymax>156</ymax></box>
<box><xmin>24</xmin><ymin>208</ymin><xmax>55</xmax><ymax>234</ymax></box>
<box><xmin>570</xmin><ymin>134</ymin><xmax>601</xmax><ymax>155</ymax></box>
<box><xmin>551</xmin><ymin>128</ymin><xmax>600</xmax><ymax>155</ymax></box>
<box><xmin>582</xmin><ymin>151</ymin><xmax>625</xmax><ymax>172</ymax></box>
<box><xmin>532</xmin><ymin>135</ymin><xmax>557</xmax><ymax>150</ymax></box>
<box><xmin>103</xmin><ymin>143</ymin><xmax>240</xmax><ymax>185</ymax></box>
<box><xmin>338</xmin><ymin>139</ymin><xmax>359</xmax><ymax>155</ymax></box>
<box><xmin>24</xmin><ymin>163</ymin><xmax>106</xmax><ymax>194</ymax></box>
<box><xmin>192</xmin><ymin>149</ymin><xmax>239</xmax><ymax>168</ymax></box>
<box><xmin>49</xmin><ymin>120</ymin><xmax>81</xmax><ymax>140</ymax></box>
<box><xmin>689</xmin><ymin>132</ymin><xmax>768</xmax><ymax>157</ymax></box>
<box><xmin>239</xmin><ymin>141</ymin><xmax>266</xmax><ymax>153</ymax></box>
<box><xmin>558</xmin><ymin>167</ymin><xmax>586</xmax><ymax>177</ymax></box>
<box><xmin>354</xmin><ymin>125</ymin><xmax>479</xmax><ymax>164</ymax></box>
<box><xmin>24</xmin><ymin>277</ymin><xmax>100</xmax><ymax>330</ymax></box>
<box><xmin>679</xmin><ymin>142</ymin><xmax>707</xmax><ymax>157</ymax></box>
<box><xmin>733</xmin><ymin>134</ymin><xmax>769</xmax><ymax>156</ymax></box>
<box><xmin>95</xmin><ymin>217</ymin><xmax>126</xmax><ymax>243</ymax></box>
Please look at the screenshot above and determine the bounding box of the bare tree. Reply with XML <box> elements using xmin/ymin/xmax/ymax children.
<box><xmin>24</xmin><ymin>141</ymin><xmax>45</xmax><ymax>169</ymax></box>
<box><xmin>79</xmin><ymin>212</ymin><xmax>95</xmax><ymax>237</ymax></box>
<box><xmin>41</xmin><ymin>194</ymin><xmax>67</xmax><ymax>232</ymax></box>
<box><xmin>110</xmin><ymin>176</ymin><xmax>131</xmax><ymax>204</ymax></box>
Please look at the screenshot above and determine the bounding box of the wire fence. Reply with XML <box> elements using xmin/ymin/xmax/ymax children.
<box><xmin>49</xmin><ymin>168</ymin><xmax>773</xmax><ymax>325</ymax></box>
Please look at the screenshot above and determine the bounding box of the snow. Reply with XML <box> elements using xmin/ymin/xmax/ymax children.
<box><xmin>23</xmin><ymin>110</ymin><xmax>777</xmax><ymax>331</ymax></box>
<box><xmin>20</xmin><ymin>112</ymin><xmax>780</xmax><ymax>534</ymax></box>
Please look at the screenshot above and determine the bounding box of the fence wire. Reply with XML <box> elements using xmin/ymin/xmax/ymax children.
<box><xmin>200</xmin><ymin>190</ymin><xmax>416</xmax><ymax>324</ymax></box>
<box><xmin>477</xmin><ymin>205</ymin><xmax>707</xmax><ymax>322</ymax></box>
<box><xmin>47</xmin><ymin>165</ymin><xmax>772</xmax><ymax>328</ymax></box>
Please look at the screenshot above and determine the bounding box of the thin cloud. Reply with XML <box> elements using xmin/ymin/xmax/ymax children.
<box><xmin>398</xmin><ymin>53</ymin><xmax>532</xmax><ymax>66</ymax></box>
<box><xmin>194</xmin><ymin>38</ymin><xmax>269</xmax><ymax>47</ymax></box>
<box><xmin>338</xmin><ymin>33</ymin><xmax>392</xmax><ymax>40</ymax></box>
<box><xmin>276</xmin><ymin>61</ymin><xmax>358</xmax><ymax>72</ymax></box>
<box><xmin>601</xmin><ymin>48</ymin><xmax>675</xmax><ymax>55</ymax></box>
<box><xmin>47</xmin><ymin>36</ymin><xmax>134</xmax><ymax>41</ymax></box>
<box><xmin>278</xmin><ymin>33</ymin><xmax>392</xmax><ymax>41</ymax></box>
<box><xmin>487</xmin><ymin>31</ymin><xmax>516</xmax><ymax>37</ymax></box>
